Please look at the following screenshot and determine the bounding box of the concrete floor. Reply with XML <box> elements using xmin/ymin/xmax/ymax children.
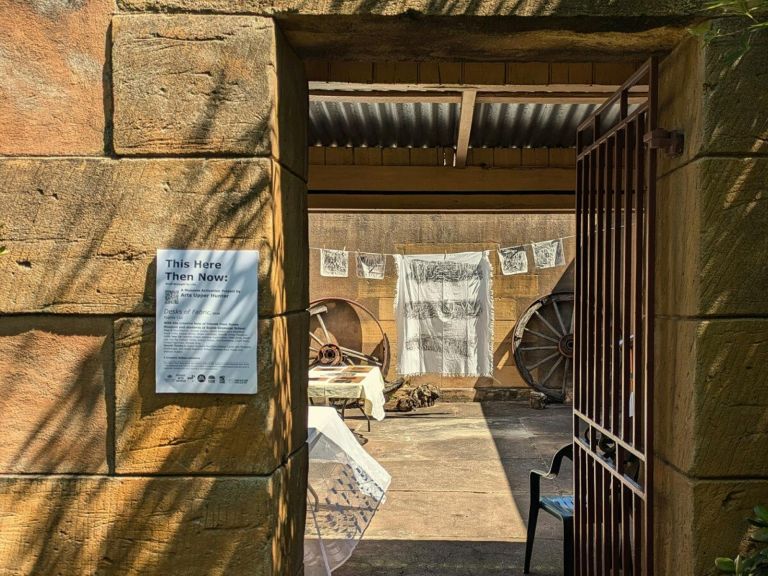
<box><xmin>336</xmin><ymin>402</ymin><xmax>573</xmax><ymax>576</ymax></box>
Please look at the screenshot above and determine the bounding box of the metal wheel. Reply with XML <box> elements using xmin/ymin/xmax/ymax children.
<box><xmin>512</xmin><ymin>292</ymin><xmax>574</xmax><ymax>402</ymax></box>
<box><xmin>309</xmin><ymin>297</ymin><xmax>390</xmax><ymax>372</ymax></box>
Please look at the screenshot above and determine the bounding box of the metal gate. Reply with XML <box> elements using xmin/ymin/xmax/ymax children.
<box><xmin>573</xmin><ymin>58</ymin><xmax>676</xmax><ymax>576</ymax></box>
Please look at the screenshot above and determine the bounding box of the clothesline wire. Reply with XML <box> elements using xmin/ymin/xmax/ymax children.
<box><xmin>310</xmin><ymin>233</ymin><xmax>579</xmax><ymax>258</ymax></box>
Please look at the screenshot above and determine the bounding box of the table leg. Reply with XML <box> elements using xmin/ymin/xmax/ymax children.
<box><xmin>359</xmin><ymin>405</ymin><xmax>371</xmax><ymax>432</ymax></box>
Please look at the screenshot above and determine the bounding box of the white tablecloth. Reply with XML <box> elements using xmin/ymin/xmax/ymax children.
<box><xmin>308</xmin><ymin>365</ymin><xmax>387</xmax><ymax>421</ymax></box>
<box><xmin>304</xmin><ymin>407</ymin><xmax>391</xmax><ymax>576</ymax></box>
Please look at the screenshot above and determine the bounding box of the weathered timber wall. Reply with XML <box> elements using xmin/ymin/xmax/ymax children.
<box><xmin>0</xmin><ymin>5</ymin><xmax>308</xmax><ymax>575</ymax></box>
<box><xmin>309</xmin><ymin>211</ymin><xmax>575</xmax><ymax>400</ymax></box>
<box><xmin>654</xmin><ymin>27</ymin><xmax>768</xmax><ymax>576</ymax></box>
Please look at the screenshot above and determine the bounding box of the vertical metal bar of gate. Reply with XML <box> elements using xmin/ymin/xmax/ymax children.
<box><xmin>574</xmin><ymin>58</ymin><xmax>658</xmax><ymax>576</ymax></box>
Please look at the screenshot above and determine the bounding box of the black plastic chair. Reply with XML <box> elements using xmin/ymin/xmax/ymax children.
<box><xmin>524</xmin><ymin>443</ymin><xmax>574</xmax><ymax>576</ymax></box>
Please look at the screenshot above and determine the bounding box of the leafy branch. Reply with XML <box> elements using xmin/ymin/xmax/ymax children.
<box><xmin>690</xmin><ymin>0</ymin><xmax>768</xmax><ymax>64</ymax></box>
<box><xmin>715</xmin><ymin>505</ymin><xmax>768</xmax><ymax>575</ymax></box>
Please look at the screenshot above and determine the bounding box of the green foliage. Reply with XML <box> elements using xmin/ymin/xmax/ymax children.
<box><xmin>690</xmin><ymin>0</ymin><xmax>768</xmax><ymax>64</ymax></box>
<box><xmin>715</xmin><ymin>506</ymin><xmax>768</xmax><ymax>575</ymax></box>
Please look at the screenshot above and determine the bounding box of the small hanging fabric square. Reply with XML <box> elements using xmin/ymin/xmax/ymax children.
<box><xmin>532</xmin><ymin>239</ymin><xmax>565</xmax><ymax>269</ymax></box>
<box><xmin>356</xmin><ymin>252</ymin><xmax>386</xmax><ymax>280</ymax></box>
<box><xmin>497</xmin><ymin>246</ymin><xmax>528</xmax><ymax>275</ymax></box>
<box><xmin>320</xmin><ymin>249</ymin><xmax>349</xmax><ymax>277</ymax></box>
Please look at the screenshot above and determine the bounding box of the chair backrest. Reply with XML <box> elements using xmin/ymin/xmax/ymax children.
<box><xmin>546</xmin><ymin>443</ymin><xmax>573</xmax><ymax>478</ymax></box>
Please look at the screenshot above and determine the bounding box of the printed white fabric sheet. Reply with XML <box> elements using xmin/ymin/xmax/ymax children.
<box><xmin>532</xmin><ymin>239</ymin><xmax>565</xmax><ymax>269</ymax></box>
<box><xmin>320</xmin><ymin>249</ymin><xmax>349</xmax><ymax>277</ymax></box>
<box><xmin>356</xmin><ymin>252</ymin><xmax>386</xmax><ymax>279</ymax></box>
<box><xmin>395</xmin><ymin>251</ymin><xmax>493</xmax><ymax>377</ymax></box>
<box><xmin>304</xmin><ymin>407</ymin><xmax>391</xmax><ymax>576</ymax></box>
<box><xmin>498</xmin><ymin>245</ymin><xmax>528</xmax><ymax>275</ymax></box>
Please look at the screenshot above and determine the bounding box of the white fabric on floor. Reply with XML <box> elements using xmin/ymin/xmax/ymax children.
<box><xmin>304</xmin><ymin>407</ymin><xmax>391</xmax><ymax>576</ymax></box>
<box><xmin>308</xmin><ymin>365</ymin><xmax>387</xmax><ymax>421</ymax></box>
<box><xmin>394</xmin><ymin>251</ymin><xmax>494</xmax><ymax>377</ymax></box>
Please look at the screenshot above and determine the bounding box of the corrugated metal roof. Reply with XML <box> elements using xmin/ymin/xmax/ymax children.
<box><xmin>309</xmin><ymin>100</ymin><xmax>632</xmax><ymax>149</ymax></box>
<box><xmin>309</xmin><ymin>101</ymin><xmax>459</xmax><ymax>148</ymax></box>
<box><xmin>471</xmin><ymin>103</ymin><xmax>598</xmax><ymax>148</ymax></box>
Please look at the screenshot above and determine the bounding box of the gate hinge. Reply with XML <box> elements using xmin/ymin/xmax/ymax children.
<box><xmin>644</xmin><ymin>128</ymin><xmax>684</xmax><ymax>157</ymax></box>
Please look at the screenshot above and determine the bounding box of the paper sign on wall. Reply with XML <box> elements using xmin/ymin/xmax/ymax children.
<box><xmin>156</xmin><ymin>249</ymin><xmax>259</xmax><ymax>394</ymax></box>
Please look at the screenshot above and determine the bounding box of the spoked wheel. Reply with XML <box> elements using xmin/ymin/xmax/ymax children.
<box><xmin>308</xmin><ymin>298</ymin><xmax>390</xmax><ymax>373</ymax></box>
<box><xmin>512</xmin><ymin>292</ymin><xmax>574</xmax><ymax>402</ymax></box>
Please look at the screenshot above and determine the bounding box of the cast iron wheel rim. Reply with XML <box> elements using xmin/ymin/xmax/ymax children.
<box><xmin>512</xmin><ymin>292</ymin><xmax>575</xmax><ymax>402</ymax></box>
<box><xmin>308</xmin><ymin>297</ymin><xmax>390</xmax><ymax>372</ymax></box>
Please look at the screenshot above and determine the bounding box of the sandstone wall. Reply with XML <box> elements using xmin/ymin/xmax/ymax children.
<box><xmin>309</xmin><ymin>212</ymin><xmax>575</xmax><ymax>400</ymax></box>
<box><xmin>0</xmin><ymin>5</ymin><xmax>307</xmax><ymax>575</ymax></box>
<box><xmin>1</xmin><ymin>1</ymin><xmax>765</xmax><ymax>575</ymax></box>
<box><xmin>655</xmin><ymin>27</ymin><xmax>768</xmax><ymax>576</ymax></box>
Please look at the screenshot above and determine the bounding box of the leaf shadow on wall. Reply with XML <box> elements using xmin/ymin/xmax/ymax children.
<box><xmin>1</xmin><ymin>66</ymin><xmax>307</xmax><ymax>576</ymax></box>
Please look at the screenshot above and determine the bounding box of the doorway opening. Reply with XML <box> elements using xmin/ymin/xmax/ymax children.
<box><xmin>300</xmin><ymin>53</ymin><xmax>658</xmax><ymax>575</ymax></box>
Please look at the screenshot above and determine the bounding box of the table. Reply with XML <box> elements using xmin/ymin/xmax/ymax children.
<box><xmin>308</xmin><ymin>365</ymin><xmax>387</xmax><ymax>429</ymax></box>
<box><xmin>304</xmin><ymin>407</ymin><xmax>391</xmax><ymax>576</ymax></box>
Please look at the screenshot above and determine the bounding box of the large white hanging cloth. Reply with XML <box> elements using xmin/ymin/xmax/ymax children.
<box><xmin>394</xmin><ymin>251</ymin><xmax>494</xmax><ymax>377</ymax></box>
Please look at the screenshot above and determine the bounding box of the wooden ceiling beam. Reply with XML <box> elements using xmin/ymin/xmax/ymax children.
<box><xmin>454</xmin><ymin>90</ymin><xmax>477</xmax><ymax>168</ymax></box>
<box><xmin>310</xmin><ymin>91</ymin><xmax>462</xmax><ymax>104</ymax></box>
<box><xmin>308</xmin><ymin>164</ymin><xmax>574</xmax><ymax>192</ymax></box>
<box><xmin>308</xmin><ymin>193</ymin><xmax>575</xmax><ymax>213</ymax></box>
<box><xmin>308</xmin><ymin>80</ymin><xmax>648</xmax><ymax>94</ymax></box>
<box><xmin>309</xmin><ymin>90</ymin><xmax>647</xmax><ymax>105</ymax></box>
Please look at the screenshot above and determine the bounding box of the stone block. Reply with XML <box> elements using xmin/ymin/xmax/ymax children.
<box><xmin>356</xmin><ymin>276</ymin><xmax>397</xmax><ymax>299</ymax></box>
<box><xmin>0</xmin><ymin>446</ymin><xmax>307</xmax><ymax>575</ymax></box>
<box><xmin>659</xmin><ymin>29</ymin><xmax>768</xmax><ymax>177</ymax></box>
<box><xmin>655</xmin><ymin>459</ymin><xmax>768</xmax><ymax>576</ymax></box>
<box><xmin>0</xmin><ymin>158</ymin><xmax>307</xmax><ymax>316</ymax></box>
<box><xmin>656</xmin><ymin>157</ymin><xmax>768</xmax><ymax>317</ymax></box>
<box><xmin>112</xmin><ymin>15</ymin><xmax>307</xmax><ymax>176</ymax></box>
<box><xmin>0</xmin><ymin>0</ymin><xmax>113</xmax><ymax>155</ymax></box>
<box><xmin>376</xmin><ymin>298</ymin><xmax>396</xmax><ymax>322</ymax></box>
<box><xmin>494</xmin><ymin>321</ymin><xmax>516</xmax><ymax>343</ymax></box>
<box><xmin>495</xmin><ymin>274</ymin><xmax>540</xmax><ymax>297</ymax></box>
<box><xmin>494</xmin><ymin>298</ymin><xmax>517</xmax><ymax>321</ymax></box>
<box><xmin>0</xmin><ymin>317</ymin><xmax>111</xmax><ymax>473</ymax></box>
<box><xmin>114</xmin><ymin>312</ymin><xmax>307</xmax><ymax>474</ymax></box>
<box><xmin>117</xmin><ymin>0</ymin><xmax>704</xmax><ymax>17</ymax></box>
<box><xmin>655</xmin><ymin>317</ymin><xmax>768</xmax><ymax>479</ymax></box>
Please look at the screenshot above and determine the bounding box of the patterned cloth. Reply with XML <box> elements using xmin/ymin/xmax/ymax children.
<box><xmin>320</xmin><ymin>249</ymin><xmax>349</xmax><ymax>277</ymax></box>
<box><xmin>356</xmin><ymin>252</ymin><xmax>386</xmax><ymax>279</ymax></box>
<box><xmin>498</xmin><ymin>245</ymin><xmax>528</xmax><ymax>275</ymax></box>
<box><xmin>532</xmin><ymin>239</ymin><xmax>565</xmax><ymax>269</ymax></box>
<box><xmin>394</xmin><ymin>251</ymin><xmax>493</xmax><ymax>377</ymax></box>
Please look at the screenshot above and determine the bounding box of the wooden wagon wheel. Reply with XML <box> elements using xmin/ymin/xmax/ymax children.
<box><xmin>512</xmin><ymin>292</ymin><xmax>574</xmax><ymax>402</ymax></box>
<box><xmin>308</xmin><ymin>297</ymin><xmax>390</xmax><ymax>373</ymax></box>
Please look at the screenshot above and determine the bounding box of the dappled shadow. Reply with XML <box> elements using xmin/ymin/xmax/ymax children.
<box><xmin>0</xmin><ymin>318</ymin><xmax>114</xmax><ymax>475</ymax></box>
<box><xmin>275</xmin><ymin>0</ymin><xmax>696</xmax><ymax>62</ymax></box>
<box><xmin>653</xmin><ymin>31</ymin><xmax>768</xmax><ymax>573</ymax></box>
<box><xmin>0</xmin><ymin>30</ymin><xmax>308</xmax><ymax>574</ymax></box>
